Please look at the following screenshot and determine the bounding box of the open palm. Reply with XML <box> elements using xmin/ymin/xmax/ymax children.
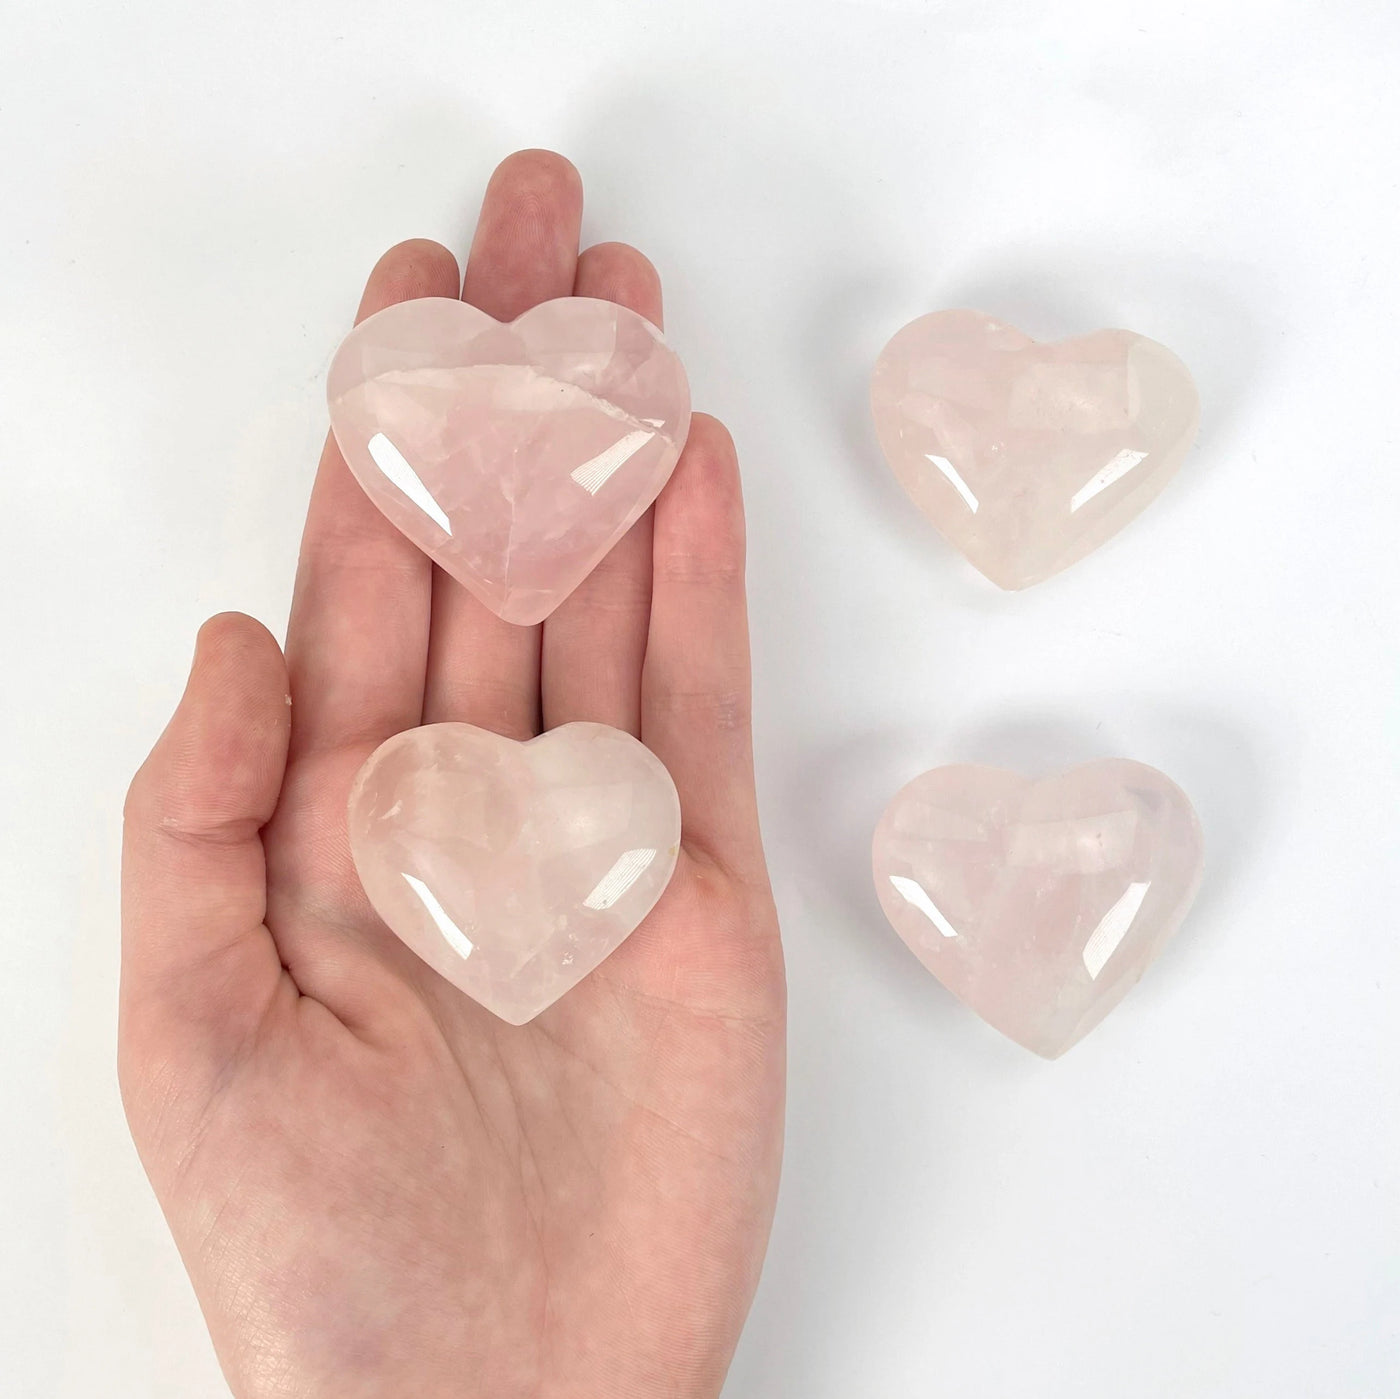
<box><xmin>120</xmin><ymin>151</ymin><xmax>785</xmax><ymax>1399</ymax></box>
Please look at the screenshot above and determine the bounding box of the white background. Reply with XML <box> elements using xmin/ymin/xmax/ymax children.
<box><xmin>3</xmin><ymin>1</ymin><xmax>1397</xmax><ymax>1394</ymax></box>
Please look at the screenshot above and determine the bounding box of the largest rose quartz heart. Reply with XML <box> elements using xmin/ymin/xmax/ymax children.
<box><xmin>348</xmin><ymin>722</ymin><xmax>681</xmax><ymax>1024</ymax></box>
<box><xmin>871</xmin><ymin>310</ymin><xmax>1200</xmax><ymax>588</ymax></box>
<box><xmin>328</xmin><ymin>296</ymin><xmax>691</xmax><ymax>625</ymax></box>
<box><xmin>872</xmin><ymin>760</ymin><xmax>1203</xmax><ymax>1057</ymax></box>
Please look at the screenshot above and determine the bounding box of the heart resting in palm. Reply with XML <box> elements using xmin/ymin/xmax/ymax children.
<box><xmin>119</xmin><ymin>150</ymin><xmax>786</xmax><ymax>1399</ymax></box>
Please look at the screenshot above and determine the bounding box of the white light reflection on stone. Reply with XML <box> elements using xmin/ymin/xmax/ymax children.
<box><xmin>368</xmin><ymin>432</ymin><xmax>453</xmax><ymax>534</ymax></box>
<box><xmin>1082</xmin><ymin>880</ymin><xmax>1151</xmax><ymax>979</ymax></box>
<box><xmin>584</xmin><ymin>847</ymin><xmax>658</xmax><ymax>911</ymax></box>
<box><xmin>925</xmin><ymin>453</ymin><xmax>979</xmax><ymax>513</ymax></box>
<box><xmin>403</xmin><ymin>873</ymin><xmax>474</xmax><ymax>959</ymax></box>
<box><xmin>571</xmin><ymin>428</ymin><xmax>655</xmax><ymax>495</ymax></box>
<box><xmin>889</xmin><ymin>874</ymin><xmax>960</xmax><ymax>939</ymax></box>
<box><xmin>1069</xmin><ymin>448</ymin><xmax>1148</xmax><ymax>513</ymax></box>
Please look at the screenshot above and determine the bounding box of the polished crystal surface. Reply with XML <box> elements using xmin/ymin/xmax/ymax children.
<box><xmin>872</xmin><ymin>760</ymin><xmax>1203</xmax><ymax>1057</ymax></box>
<box><xmin>328</xmin><ymin>296</ymin><xmax>691</xmax><ymax>625</ymax></box>
<box><xmin>871</xmin><ymin>310</ymin><xmax>1200</xmax><ymax>588</ymax></box>
<box><xmin>348</xmin><ymin>722</ymin><xmax>681</xmax><ymax>1024</ymax></box>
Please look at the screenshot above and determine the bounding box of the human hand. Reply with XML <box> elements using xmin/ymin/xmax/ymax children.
<box><xmin>120</xmin><ymin>150</ymin><xmax>785</xmax><ymax>1399</ymax></box>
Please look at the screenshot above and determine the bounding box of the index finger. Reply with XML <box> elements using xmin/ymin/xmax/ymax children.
<box><xmin>285</xmin><ymin>239</ymin><xmax>461</xmax><ymax>760</ymax></box>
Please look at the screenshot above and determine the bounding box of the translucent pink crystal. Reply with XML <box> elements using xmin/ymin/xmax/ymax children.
<box><xmin>328</xmin><ymin>296</ymin><xmax>691</xmax><ymax>625</ymax></box>
<box><xmin>872</xmin><ymin>760</ymin><xmax>1204</xmax><ymax>1057</ymax></box>
<box><xmin>871</xmin><ymin>310</ymin><xmax>1200</xmax><ymax>588</ymax></box>
<box><xmin>348</xmin><ymin>722</ymin><xmax>681</xmax><ymax>1024</ymax></box>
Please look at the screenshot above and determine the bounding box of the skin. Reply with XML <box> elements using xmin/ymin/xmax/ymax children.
<box><xmin>119</xmin><ymin>150</ymin><xmax>785</xmax><ymax>1399</ymax></box>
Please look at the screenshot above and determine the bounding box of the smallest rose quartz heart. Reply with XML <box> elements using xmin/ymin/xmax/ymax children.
<box><xmin>348</xmin><ymin>722</ymin><xmax>681</xmax><ymax>1024</ymax></box>
<box><xmin>871</xmin><ymin>310</ymin><xmax>1200</xmax><ymax>588</ymax></box>
<box><xmin>873</xmin><ymin>759</ymin><xmax>1203</xmax><ymax>1057</ymax></box>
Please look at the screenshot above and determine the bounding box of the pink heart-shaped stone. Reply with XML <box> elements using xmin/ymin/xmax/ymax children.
<box><xmin>872</xmin><ymin>759</ymin><xmax>1203</xmax><ymax>1057</ymax></box>
<box><xmin>328</xmin><ymin>296</ymin><xmax>691</xmax><ymax>624</ymax></box>
<box><xmin>871</xmin><ymin>310</ymin><xmax>1200</xmax><ymax>588</ymax></box>
<box><xmin>348</xmin><ymin>722</ymin><xmax>681</xmax><ymax>1024</ymax></box>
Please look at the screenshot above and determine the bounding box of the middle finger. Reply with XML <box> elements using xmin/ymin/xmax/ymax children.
<box><xmin>421</xmin><ymin>149</ymin><xmax>583</xmax><ymax>736</ymax></box>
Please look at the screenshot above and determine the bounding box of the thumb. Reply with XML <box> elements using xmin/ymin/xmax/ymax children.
<box><xmin>120</xmin><ymin>613</ymin><xmax>291</xmax><ymax>1092</ymax></box>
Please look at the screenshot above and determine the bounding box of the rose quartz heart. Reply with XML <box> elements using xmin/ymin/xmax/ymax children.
<box><xmin>871</xmin><ymin>310</ymin><xmax>1200</xmax><ymax>588</ymax></box>
<box><xmin>872</xmin><ymin>759</ymin><xmax>1203</xmax><ymax>1057</ymax></box>
<box><xmin>348</xmin><ymin>722</ymin><xmax>681</xmax><ymax>1024</ymax></box>
<box><xmin>328</xmin><ymin>296</ymin><xmax>691</xmax><ymax>625</ymax></box>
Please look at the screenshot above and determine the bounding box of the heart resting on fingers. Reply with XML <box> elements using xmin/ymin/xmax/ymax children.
<box><xmin>328</xmin><ymin>295</ymin><xmax>692</xmax><ymax>625</ymax></box>
<box><xmin>347</xmin><ymin>721</ymin><xmax>681</xmax><ymax>1024</ymax></box>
